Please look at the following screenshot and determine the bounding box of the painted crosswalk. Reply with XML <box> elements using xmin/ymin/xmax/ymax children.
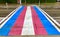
<box><xmin>33</xmin><ymin>6</ymin><xmax>60</xmax><ymax>35</ymax></box>
<box><xmin>9</xmin><ymin>6</ymin><xmax>27</xmax><ymax>36</ymax></box>
<box><xmin>31</xmin><ymin>6</ymin><xmax>47</xmax><ymax>35</ymax></box>
<box><xmin>0</xmin><ymin>6</ymin><xmax>60</xmax><ymax>36</ymax></box>
<box><xmin>21</xmin><ymin>6</ymin><xmax>34</xmax><ymax>35</ymax></box>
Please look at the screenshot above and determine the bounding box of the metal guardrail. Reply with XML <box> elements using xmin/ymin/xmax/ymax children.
<box><xmin>40</xmin><ymin>8</ymin><xmax>60</xmax><ymax>27</ymax></box>
<box><xmin>0</xmin><ymin>9</ymin><xmax>16</xmax><ymax>24</ymax></box>
<box><xmin>0</xmin><ymin>6</ymin><xmax>21</xmax><ymax>28</ymax></box>
<box><xmin>36</xmin><ymin>6</ymin><xmax>60</xmax><ymax>32</ymax></box>
<box><xmin>0</xmin><ymin>5</ymin><xmax>60</xmax><ymax>32</ymax></box>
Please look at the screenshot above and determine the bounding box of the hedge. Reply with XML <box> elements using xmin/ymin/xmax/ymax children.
<box><xmin>0</xmin><ymin>0</ymin><xmax>4</xmax><ymax>3</ymax></box>
<box><xmin>45</xmin><ymin>0</ymin><xmax>56</xmax><ymax>3</ymax></box>
<box><xmin>0</xmin><ymin>0</ymin><xmax>56</xmax><ymax>3</ymax></box>
<box><xmin>0</xmin><ymin>0</ymin><xmax>17</xmax><ymax>3</ymax></box>
<box><xmin>5</xmin><ymin>0</ymin><xmax>17</xmax><ymax>3</ymax></box>
<box><xmin>22</xmin><ymin>0</ymin><xmax>56</xmax><ymax>3</ymax></box>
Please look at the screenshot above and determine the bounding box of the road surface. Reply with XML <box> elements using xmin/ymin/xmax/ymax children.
<box><xmin>0</xmin><ymin>6</ymin><xmax>60</xmax><ymax>36</ymax></box>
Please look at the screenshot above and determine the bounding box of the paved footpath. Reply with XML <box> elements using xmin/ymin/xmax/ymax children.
<box><xmin>0</xmin><ymin>6</ymin><xmax>60</xmax><ymax>36</ymax></box>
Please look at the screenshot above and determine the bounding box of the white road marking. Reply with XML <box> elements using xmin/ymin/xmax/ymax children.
<box><xmin>21</xmin><ymin>6</ymin><xmax>35</xmax><ymax>35</ymax></box>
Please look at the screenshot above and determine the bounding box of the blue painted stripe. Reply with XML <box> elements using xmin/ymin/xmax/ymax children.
<box><xmin>0</xmin><ymin>6</ymin><xmax>24</xmax><ymax>36</ymax></box>
<box><xmin>33</xmin><ymin>6</ymin><xmax>60</xmax><ymax>35</ymax></box>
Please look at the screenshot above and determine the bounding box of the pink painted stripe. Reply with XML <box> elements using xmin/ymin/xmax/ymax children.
<box><xmin>8</xmin><ymin>6</ymin><xmax>27</xmax><ymax>36</ymax></box>
<box><xmin>31</xmin><ymin>6</ymin><xmax>47</xmax><ymax>35</ymax></box>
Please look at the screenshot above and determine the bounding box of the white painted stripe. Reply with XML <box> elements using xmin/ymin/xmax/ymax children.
<box><xmin>53</xmin><ymin>17</ymin><xmax>60</xmax><ymax>18</ymax></box>
<box><xmin>0</xmin><ymin>6</ymin><xmax>22</xmax><ymax>29</ymax></box>
<box><xmin>21</xmin><ymin>6</ymin><xmax>35</xmax><ymax>35</ymax></box>
<box><xmin>36</xmin><ymin>6</ymin><xmax>60</xmax><ymax>32</ymax></box>
<box><xmin>40</xmin><ymin>8</ymin><xmax>60</xmax><ymax>32</ymax></box>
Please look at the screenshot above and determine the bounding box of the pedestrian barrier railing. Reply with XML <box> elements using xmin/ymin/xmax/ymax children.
<box><xmin>36</xmin><ymin>6</ymin><xmax>60</xmax><ymax>32</ymax></box>
<box><xmin>0</xmin><ymin>6</ymin><xmax>21</xmax><ymax>28</ymax></box>
<box><xmin>0</xmin><ymin>5</ymin><xmax>60</xmax><ymax>32</ymax></box>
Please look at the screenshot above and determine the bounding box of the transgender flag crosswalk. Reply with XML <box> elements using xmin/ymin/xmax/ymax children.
<box><xmin>0</xmin><ymin>6</ymin><xmax>60</xmax><ymax>36</ymax></box>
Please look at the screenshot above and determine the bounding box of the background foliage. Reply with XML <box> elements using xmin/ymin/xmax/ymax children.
<box><xmin>0</xmin><ymin>0</ymin><xmax>56</xmax><ymax>3</ymax></box>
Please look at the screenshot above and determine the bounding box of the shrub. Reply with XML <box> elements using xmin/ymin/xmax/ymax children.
<box><xmin>0</xmin><ymin>0</ymin><xmax>56</xmax><ymax>3</ymax></box>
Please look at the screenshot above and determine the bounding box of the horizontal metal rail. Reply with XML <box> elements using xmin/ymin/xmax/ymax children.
<box><xmin>40</xmin><ymin>8</ymin><xmax>60</xmax><ymax>27</ymax></box>
<box><xmin>36</xmin><ymin>6</ymin><xmax>60</xmax><ymax>32</ymax></box>
<box><xmin>0</xmin><ymin>6</ymin><xmax>21</xmax><ymax>28</ymax></box>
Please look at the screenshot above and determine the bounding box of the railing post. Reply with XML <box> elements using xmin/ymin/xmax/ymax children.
<box><xmin>20</xmin><ymin>0</ymin><xmax>21</xmax><ymax>5</ymax></box>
